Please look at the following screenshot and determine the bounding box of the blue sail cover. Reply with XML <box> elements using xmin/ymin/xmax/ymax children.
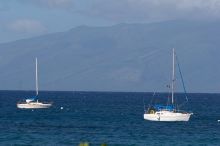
<box><xmin>26</xmin><ymin>96</ymin><xmax>37</xmax><ymax>103</ymax></box>
<box><xmin>153</xmin><ymin>104</ymin><xmax>174</xmax><ymax>111</ymax></box>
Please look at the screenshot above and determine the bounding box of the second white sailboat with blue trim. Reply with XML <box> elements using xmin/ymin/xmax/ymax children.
<box><xmin>144</xmin><ymin>49</ymin><xmax>193</xmax><ymax>121</ymax></box>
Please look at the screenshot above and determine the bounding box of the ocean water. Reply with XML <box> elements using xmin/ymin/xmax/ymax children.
<box><xmin>0</xmin><ymin>91</ymin><xmax>220</xmax><ymax>146</ymax></box>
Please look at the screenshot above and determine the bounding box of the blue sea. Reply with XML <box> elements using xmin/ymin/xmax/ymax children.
<box><xmin>0</xmin><ymin>91</ymin><xmax>220</xmax><ymax>146</ymax></box>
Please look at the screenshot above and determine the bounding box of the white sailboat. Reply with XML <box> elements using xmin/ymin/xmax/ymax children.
<box><xmin>144</xmin><ymin>49</ymin><xmax>193</xmax><ymax>121</ymax></box>
<box><xmin>17</xmin><ymin>58</ymin><xmax>52</xmax><ymax>109</ymax></box>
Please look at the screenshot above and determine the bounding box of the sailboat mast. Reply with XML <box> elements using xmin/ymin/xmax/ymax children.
<box><xmin>171</xmin><ymin>48</ymin><xmax>175</xmax><ymax>104</ymax></box>
<box><xmin>36</xmin><ymin>58</ymin><xmax>38</xmax><ymax>96</ymax></box>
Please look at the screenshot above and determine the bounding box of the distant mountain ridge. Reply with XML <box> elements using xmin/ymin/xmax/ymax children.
<box><xmin>0</xmin><ymin>20</ymin><xmax>220</xmax><ymax>93</ymax></box>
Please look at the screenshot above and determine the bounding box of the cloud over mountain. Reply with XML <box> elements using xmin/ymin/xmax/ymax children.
<box><xmin>19</xmin><ymin>0</ymin><xmax>74</xmax><ymax>9</ymax></box>
<box><xmin>16</xmin><ymin>0</ymin><xmax>220</xmax><ymax>22</ymax></box>
<box><xmin>8</xmin><ymin>19</ymin><xmax>47</xmax><ymax>34</ymax></box>
<box><xmin>81</xmin><ymin>0</ymin><xmax>220</xmax><ymax>22</ymax></box>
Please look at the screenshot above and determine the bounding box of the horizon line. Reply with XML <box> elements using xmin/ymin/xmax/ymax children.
<box><xmin>0</xmin><ymin>89</ymin><xmax>219</xmax><ymax>94</ymax></box>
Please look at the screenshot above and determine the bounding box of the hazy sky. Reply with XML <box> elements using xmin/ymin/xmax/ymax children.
<box><xmin>1</xmin><ymin>0</ymin><xmax>220</xmax><ymax>43</ymax></box>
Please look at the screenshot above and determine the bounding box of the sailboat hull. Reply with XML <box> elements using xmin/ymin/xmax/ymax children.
<box><xmin>17</xmin><ymin>102</ymin><xmax>52</xmax><ymax>109</ymax></box>
<box><xmin>144</xmin><ymin>111</ymin><xmax>192</xmax><ymax>122</ymax></box>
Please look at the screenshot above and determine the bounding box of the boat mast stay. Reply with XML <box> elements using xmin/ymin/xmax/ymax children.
<box><xmin>176</xmin><ymin>53</ymin><xmax>189</xmax><ymax>107</ymax></box>
<box><xmin>171</xmin><ymin>48</ymin><xmax>175</xmax><ymax>104</ymax></box>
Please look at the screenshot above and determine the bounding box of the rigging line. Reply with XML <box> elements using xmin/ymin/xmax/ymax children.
<box><xmin>175</xmin><ymin>53</ymin><xmax>188</xmax><ymax>102</ymax></box>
